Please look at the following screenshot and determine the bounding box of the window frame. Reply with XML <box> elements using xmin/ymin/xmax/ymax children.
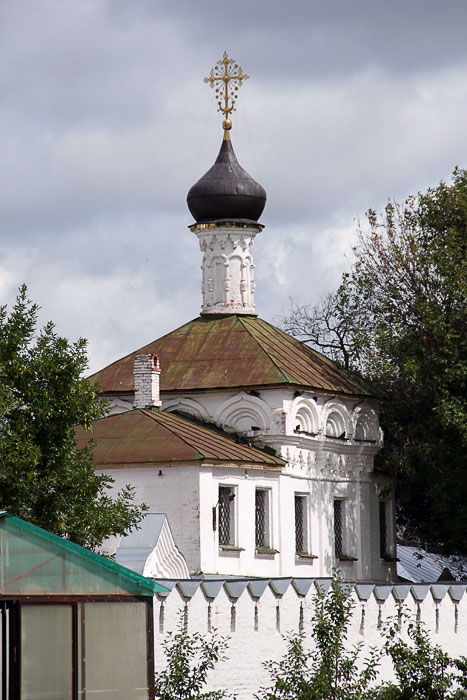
<box><xmin>294</xmin><ymin>494</ymin><xmax>309</xmax><ymax>555</ymax></box>
<box><xmin>218</xmin><ymin>485</ymin><xmax>237</xmax><ymax>549</ymax></box>
<box><xmin>255</xmin><ymin>488</ymin><xmax>272</xmax><ymax>551</ymax></box>
<box><xmin>333</xmin><ymin>498</ymin><xmax>357</xmax><ymax>562</ymax></box>
<box><xmin>379</xmin><ymin>499</ymin><xmax>394</xmax><ymax>561</ymax></box>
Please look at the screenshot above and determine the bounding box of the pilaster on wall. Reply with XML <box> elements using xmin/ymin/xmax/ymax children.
<box><xmin>191</xmin><ymin>223</ymin><xmax>262</xmax><ymax>315</ymax></box>
<box><xmin>154</xmin><ymin>577</ymin><xmax>467</xmax><ymax>700</ymax></box>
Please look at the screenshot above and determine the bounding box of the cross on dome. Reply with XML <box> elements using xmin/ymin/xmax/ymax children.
<box><xmin>204</xmin><ymin>51</ymin><xmax>249</xmax><ymax>139</ymax></box>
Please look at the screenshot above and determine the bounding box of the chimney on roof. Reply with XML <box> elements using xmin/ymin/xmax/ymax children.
<box><xmin>133</xmin><ymin>354</ymin><xmax>162</xmax><ymax>409</ymax></box>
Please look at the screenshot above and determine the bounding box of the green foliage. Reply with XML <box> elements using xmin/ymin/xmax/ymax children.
<box><xmin>258</xmin><ymin>572</ymin><xmax>381</xmax><ymax>700</ymax></box>
<box><xmin>0</xmin><ymin>285</ymin><xmax>147</xmax><ymax>549</ymax></box>
<box><xmin>259</xmin><ymin>573</ymin><xmax>467</xmax><ymax>700</ymax></box>
<box><xmin>370</xmin><ymin>611</ymin><xmax>467</xmax><ymax>700</ymax></box>
<box><xmin>154</xmin><ymin>613</ymin><xmax>230</xmax><ymax>700</ymax></box>
<box><xmin>282</xmin><ymin>169</ymin><xmax>467</xmax><ymax>553</ymax></box>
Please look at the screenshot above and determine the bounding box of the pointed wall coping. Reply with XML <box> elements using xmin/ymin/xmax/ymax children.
<box><xmin>201</xmin><ymin>580</ymin><xmax>225</xmax><ymax>600</ymax></box>
<box><xmin>269</xmin><ymin>578</ymin><xmax>292</xmax><ymax>597</ymax></box>
<box><xmin>392</xmin><ymin>585</ymin><xmax>411</xmax><ymax>602</ymax></box>
<box><xmin>292</xmin><ymin>578</ymin><xmax>315</xmax><ymax>597</ymax></box>
<box><xmin>224</xmin><ymin>580</ymin><xmax>249</xmax><ymax>601</ymax></box>
<box><xmin>355</xmin><ymin>583</ymin><xmax>374</xmax><ymax>601</ymax></box>
<box><xmin>151</xmin><ymin>578</ymin><xmax>467</xmax><ymax>607</ymax></box>
<box><xmin>449</xmin><ymin>583</ymin><xmax>466</xmax><ymax>602</ymax></box>
<box><xmin>248</xmin><ymin>580</ymin><xmax>270</xmax><ymax>599</ymax></box>
<box><xmin>314</xmin><ymin>578</ymin><xmax>333</xmax><ymax>595</ymax></box>
<box><xmin>411</xmin><ymin>584</ymin><xmax>431</xmax><ymax>602</ymax></box>
<box><xmin>374</xmin><ymin>585</ymin><xmax>393</xmax><ymax>602</ymax></box>
<box><xmin>431</xmin><ymin>583</ymin><xmax>450</xmax><ymax>602</ymax></box>
<box><xmin>177</xmin><ymin>580</ymin><xmax>201</xmax><ymax>599</ymax></box>
<box><xmin>154</xmin><ymin>579</ymin><xmax>179</xmax><ymax>599</ymax></box>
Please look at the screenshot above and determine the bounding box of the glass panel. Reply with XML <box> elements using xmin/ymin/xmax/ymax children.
<box><xmin>0</xmin><ymin>517</ymin><xmax>157</xmax><ymax>597</ymax></box>
<box><xmin>255</xmin><ymin>490</ymin><xmax>266</xmax><ymax>547</ymax></box>
<box><xmin>295</xmin><ymin>496</ymin><xmax>304</xmax><ymax>553</ymax></box>
<box><xmin>219</xmin><ymin>488</ymin><xmax>234</xmax><ymax>546</ymax></box>
<box><xmin>21</xmin><ymin>605</ymin><xmax>72</xmax><ymax>700</ymax></box>
<box><xmin>379</xmin><ymin>501</ymin><xmax>388</xmax><ymax>557</ymax></box>
<box><xmin>334</xmin><ymin>500</ymin><xmax>343</xmax><ymax>556</ymax></box>
<box><xmin>83</xmin><ymin>602</ymin><xmax>148</xmax><ymax>699</ymax></box>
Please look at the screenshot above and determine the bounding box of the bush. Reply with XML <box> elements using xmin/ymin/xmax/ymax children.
<box><xmin>154</xmin><ymin>612</ymin><xmax>230</xmax><ymax>700</ymax></box>
<box><xmin>257</xmin><ymin>572</ymin><xmax>381</xmax><ymax>700</ymax></box>
<box><xmin>372</xmin><ymin>612</ymin><xmax>467</xmax><ymax>700</ymax></box>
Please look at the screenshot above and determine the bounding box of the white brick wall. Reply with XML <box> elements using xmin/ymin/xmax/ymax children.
<box><xmin>154</xmin><ymin>579</ymin><xmax>467</xmax><ymax>700</ymax></box>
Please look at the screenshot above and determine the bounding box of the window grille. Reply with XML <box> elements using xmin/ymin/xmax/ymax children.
<box><xmin>379</xmin><ymin>501</ymin><xmax>387</xmax><ymax>557</ymax></box>
<box><xmin>219</xmin><ymin>487</ymin><xmax>234</xmax><ymax>545</ymax></box>
<box><xmin>255</xmin><ymin>490</ymin><xmax>266</xmax><ymax>547</ymax></box>
<box><xmin>334</xmin><ymin>500</ymin><xmax>343</xmax><ymax>557</ymax></box>
<box><xmin>295</xmin><ymin>496</ymin><xmax>304</xmax><ymax>553</ymax></box>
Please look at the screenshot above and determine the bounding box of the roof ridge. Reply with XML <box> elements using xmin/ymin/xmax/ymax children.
<box><xmin>241</xmin><ymin>316</ymin><xmax>374</xmax><ymax>396</ymax></box>
<box><xmin>237</xmin><ymin>316</ymin><xmax>291</xmax><ymax>383</ymax></box>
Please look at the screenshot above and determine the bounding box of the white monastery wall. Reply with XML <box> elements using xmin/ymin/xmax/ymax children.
<box><xmin>154</xmin><ymin>579</ymin><xmax>467</xmax><ymax>700</ymax></box>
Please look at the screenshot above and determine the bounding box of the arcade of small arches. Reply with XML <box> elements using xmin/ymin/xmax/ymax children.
<box><xmin>161</xmin><ymin>392</ymin><xmax>380</xmax><ymax>444</ymax></box>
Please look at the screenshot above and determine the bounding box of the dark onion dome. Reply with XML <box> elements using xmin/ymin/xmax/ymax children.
<box><xmin>187</xmin><ymin>138</ymin><xmax>266</xmax><ymax>224</ymax></box>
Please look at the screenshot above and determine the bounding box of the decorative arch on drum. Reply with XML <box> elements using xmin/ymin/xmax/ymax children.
<box><xmin>163</xmin><ymin>398</ymin><xmax>210</xmax><ymax>422</ymax></box>
<box><xmin>291</xmin><ymin>397</ymin><xmax>319</xmax><ymax>435</ymax></box>
<box><xmin>323</xmin><ymin>398</ymin><xmax>351</xmax><ymax>439</ymax></box>
<box><xmin>352</xmin><ymin>403</ymin><xmax>379</xmax><ymax>442</ymax></box>
<box><xmin>214</xmin><ymin>392</ymin><xmax>272</xmax><ymax>433</ymax></box>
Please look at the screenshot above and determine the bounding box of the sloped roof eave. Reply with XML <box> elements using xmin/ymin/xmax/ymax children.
<box><xmin>89</xmin><ymin>315</ymin><xmax>376</xmax><ymax>398</ymax></box>
<box><xmin>75</xmin><ymin>408</ymin><xmax>284</xmax><ymax>469</ymax></box>
<box><xmin>94</xmin><ymin>459</ymin><xmax>283</xmax><ymax>471</ymax></box>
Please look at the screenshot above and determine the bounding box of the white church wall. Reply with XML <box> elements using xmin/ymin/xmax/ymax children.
<box><xmin>154</xmin><ymin>579</ymin><xmax>467</xmax><ymax>700</ymax></box>
<box><xmin>101</xmin><ymin>384</ymin><xmax>394</xmax><ymax>581</ymax></box>
<box><xmin>199</xmin><ymin>465</ymin><xmax>283</xmax><ymax>577</ymax></box>
<box><xmin>98</xmin><ymin>465</ymin><xmax>202</xmax><ymax>572</ymax></box>
<box><xmin>102</xmin><ymin>458</ymin><xmax>396</xmax><ymax>580</ymax></box>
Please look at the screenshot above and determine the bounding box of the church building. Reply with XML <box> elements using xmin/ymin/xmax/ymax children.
<box><xmin>77</xmin><ymin>53</ymin><xmax>396</xmax><ymax>583</ymax></box>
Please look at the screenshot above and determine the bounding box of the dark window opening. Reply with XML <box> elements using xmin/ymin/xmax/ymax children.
<box><xmin>334</xmin><ymin>500</ymin><xmax>343</xmax><ymax>557</ymax></box>
<box><xmin>295</xmin><ymin>495</ymin><xmax>305</xmax><ymax>553</ymax></box>
<box><xmin>219</xmin><ymin>487</ymin><xmax>234</xmax><ymax>546</ymax></box>
<box><xmin>379</xmin><ymin>501</ymin><xmax>388</xmax><ymax>558</ymax></box>
<box><xmin>255</xmin><ymin>490</ymin><xmax>266</xmax><ymax>548</ymax></box>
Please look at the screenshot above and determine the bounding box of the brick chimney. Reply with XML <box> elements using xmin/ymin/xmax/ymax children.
<box><xmin>133</xmin><ymin>354</ymin><xmax>162</xmax><ymax>409</ymax></box>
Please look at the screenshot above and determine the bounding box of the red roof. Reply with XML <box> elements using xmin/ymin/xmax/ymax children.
<box><xmin>75</xmin><ymin>408</ymin><xmax>284</xmax><ymax>469</ymax></box>
<box><xmin>89</xmin><ymin>315</ymin><xmax>374</xmax><ymax>398</ymax></box>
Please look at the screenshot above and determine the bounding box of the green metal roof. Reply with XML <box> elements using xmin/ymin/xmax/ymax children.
<box><xmin>75</xmin><ymin>408</ymin><xmax>284</xmax><ymax>469</ymax></box>
<box><xmin>90</xmin><ymin>315</ymin><xmax>374</xmax><ymax>398</ymax></box>
<box><xmin>0</xmin><ymin>513</ymin><xmax>168</xmax><ymax>597</ymax></box>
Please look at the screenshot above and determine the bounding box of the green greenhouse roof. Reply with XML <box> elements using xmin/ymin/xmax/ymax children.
<box><xmin>0</xmin><ymin>513</ymin><xmax>169</xmax><ymax>597</ymax></box>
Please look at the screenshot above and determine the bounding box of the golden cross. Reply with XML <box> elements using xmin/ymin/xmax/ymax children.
<box><xmin>204</xmin><ymin>52</ymin><xmax>249</xmax><ymax>138</ymax></box>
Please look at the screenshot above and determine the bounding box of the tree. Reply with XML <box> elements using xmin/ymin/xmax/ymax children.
<box><xmin>154</xmin><ymin>613</ymin><xmax>229</xmax><ymax>700</ymax></box>
<box><xmin>372</xmin><ymin>611</ymin><xmax>467</xmax><ymax>700</ymax></box>
<box><xmin>258</xmin><ymin>573</ymin><xmax>381</xmax><ymax>700</ymax></box>
<box><xmin>0</xmin><ymin>285</ymin><xmax>147</xmax><ymax>549</ymax></box>
<box><xmin>282</xmin><ymin>169</ymin><xmax>467</xmax><ymax>553</ymax></box>
<box><xmin>281</xmin><ymin>292</ymin><xmax>367</xmax><ymax>371</ymax></box>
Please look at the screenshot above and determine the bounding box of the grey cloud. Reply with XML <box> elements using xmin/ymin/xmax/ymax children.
<box><xmin>1</xmin><ymin>0</ymin><xmax>467</xmax><ymax>373</ymax></box>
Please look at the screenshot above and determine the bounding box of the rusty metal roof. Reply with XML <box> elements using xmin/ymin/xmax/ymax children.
<box><xmin>75</xmin><ymin>408</ymin><xmax>284</xmax><ymax>468</ymax></box>
<box><xmin>89</xmin><ymin>315</ymin><xmax>374</xmax><ymax>398</ymax></box>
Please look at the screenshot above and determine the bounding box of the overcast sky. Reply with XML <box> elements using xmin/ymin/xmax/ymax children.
<box><xmin>1</xmin><ymin>0</ymin><xmax>467</xmax><ymax>374</ymax></box>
